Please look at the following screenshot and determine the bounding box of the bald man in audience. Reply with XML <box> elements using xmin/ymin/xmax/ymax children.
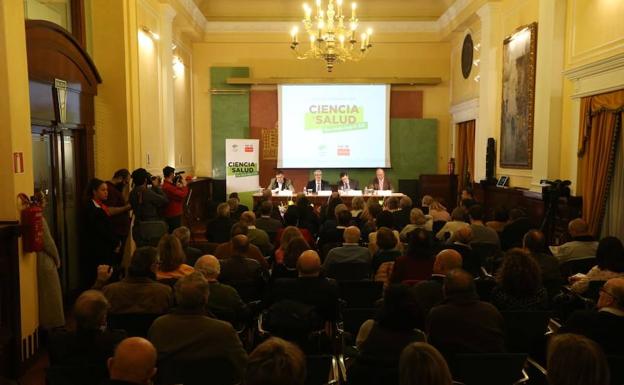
<box><xmin>550</xmin><ymin>218</ymin><xmax>598</xmax><ymax>263</ymax></box>
<box><xmin>104</xmin><ymin>337</ymin><xmax>156</xmax><ymax>385</ymax></box>
<box><xmin>214</xmin><ymin>222</ymin><xmax>269</xmax><ymax>268</ymax></box>
<box><xmin>560</xmin><ymin>277</ymin><xmax>624</xmax><ymax>354</ymax></box>
<box><xmin>148</xmin><ymin>273</ymin><xmax>247</xmax><ymax>380</ymax></box>
<box><xmin>268</xmin><ymin>250</ymin><xmax>340</xmax><ymax>322</ymax></box>
<box><xmin>323</xmin><ymin>226</ymin><xmax>371</xmax><ymax>275</ymax></box>
<box><xmin>219</xmin><ymin>235</ymin><xmax>267</xmax><ymax>287</ymax></box>
<box><xmin>194</xmin><ymin>254</ymin><xmax>250</xmax><ymax>324</ymax></box>
<box><xmin>49</xmin><ymin>290</ymin><xmax>126</xmax><ymax>371</ymax></box>
<box><xmin>426</xmin><ymin>269</ymin><xmax>505</xmax><ymax>363</ymax></box>
<box><xmin>410</xmin><ymin>249</ymin><xmax>463</xmax><ymax>316</ymax></box>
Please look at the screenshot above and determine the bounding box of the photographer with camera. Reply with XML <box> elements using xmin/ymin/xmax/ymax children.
<box><xmin>129</xmin><ymin>168</ymin><xmax>169</xmax><ymax>247</ymax></box>
<box><xmin>161</xmin><ymin>166</ymin><xmax>189</xmax><ymax>233</ymax></box>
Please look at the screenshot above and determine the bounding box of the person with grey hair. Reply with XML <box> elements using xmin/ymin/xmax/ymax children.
<box><xmin>49</xmin><ymin>290</ymin><xmax>126</xmax><ymax>372</ymax></box>
<box><xmin>172</xmin><ymin>226</ymin><xmax>203</xmax><ymax>266</ymax></box>
<box><xmin>206</xmin><ymin>202</ymin><xmax>235</xmax><ymax>243</ymax></box>
<box><xmin>194</xmin><ymin>255</ymin><xmax>250</xmax><ymax>325</ymax></box>
<box><xmin>435</xmin><ymin>207</ymin><xmax>469</xmax><ymax>241</ymax></box>
<box><xmin>148</xmin><ymin>272</ymin><xmax>247</xmax><ymax>380</ymax></box>
<box><xmin>550</xmin><ymin>218</ymin><xmax>599</xmax><ymax>263</ymax></box>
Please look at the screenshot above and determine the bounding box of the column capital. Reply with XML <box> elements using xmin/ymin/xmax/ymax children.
<box><xmin>160</xmin><ymin>4</ymin><xmax>177</xmax><ymax>23</ymax></box>
<box><xmin>476</xmin><ymin>2</ymin><xmax>502</xmax><ymax>23</ymax></box>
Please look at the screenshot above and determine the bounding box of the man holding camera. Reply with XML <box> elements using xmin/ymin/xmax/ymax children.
<box><xmin>162</xmin><ymin>166</ymin><xmax>189</xmax><ymax>233</ymax></box>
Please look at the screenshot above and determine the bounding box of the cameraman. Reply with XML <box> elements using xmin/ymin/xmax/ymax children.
<box><xmin>161</xmin><ymin>166</ymin><xmax>189</xmax><ymax>233</ymax></box>
<box><xmin>129</xmin><ymin>168</ymin><xmax>169</xmax><ymax>247</ymax></box>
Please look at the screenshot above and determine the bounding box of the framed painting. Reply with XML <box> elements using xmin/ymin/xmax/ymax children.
<box><xmin>500</xmin><ymin>22</ymin><xmax>538</xmax><ymax>169</ymax></box>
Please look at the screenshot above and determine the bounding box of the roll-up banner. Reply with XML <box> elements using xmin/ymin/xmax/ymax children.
<box><xmin>225</xmin><ymin>139</ymin><xmax>260</xmax><ymax>209</ymax></box>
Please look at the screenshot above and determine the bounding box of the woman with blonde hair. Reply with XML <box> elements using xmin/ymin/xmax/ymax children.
<box><xmin>156</xmin><ymin>234</ymin><xmax>194</xmax><ymax>280</ymax></box>
<box><xmin>399</xmin><ymin>342</ymin><xmax>452</xmax><ymax>385</ymax></box>
<box><xmin>428</xmin><ymin>199</ymin><xmax>451</xmax><ymax>222</ymax></box>
<box><xmin>547</xmin><ymin>334</ymin><xmax>609</xmax><ymax>385</ymax></box>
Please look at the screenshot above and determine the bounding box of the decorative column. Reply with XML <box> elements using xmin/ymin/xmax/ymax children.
<box><xmin>159</xmin><ymin>4</ymin><xmax>177</xmax><ymax>167</ymax></box>
<box><xmin>530</xmin><ymin>0</ymin><xmax>566</xmax><ymax>190</ymax></box>
<box><xmin>475</xmin><ymin>2</ymin><xmax>502</xmax><ymax>182</ymax></box>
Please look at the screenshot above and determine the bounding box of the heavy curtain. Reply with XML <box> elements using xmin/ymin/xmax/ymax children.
<box><xmin>578</xmin><ymin>89</ymin><xmax>624</xmax><ymax>237</ymax></box>
<box><xmin>456</xmin><ymin>120</ymin><xmax>476</xmax><ymax>195</ymax></box>
<box><xmin>602</xmin><ymin>120</ymin><xmax>624</xmax><ymax>240</ymax></box>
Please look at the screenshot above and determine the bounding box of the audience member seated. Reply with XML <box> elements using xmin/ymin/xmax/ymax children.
<box><xmin>228</xmin><ymin>192</ymin><xmax>249</xmax><ymax>221</ymax></box>
<box><xmin>392</xmin><ymin>196</ymin><xmax>413</xmax><ymax>231</ymax></box>
<box><xmin>491</xmin><ymin>248</ymin><xmax>548</xmax><ymax>311</ymax></box>
<box><xmin>148</xmin><ymin>273</ymin><xmax>247</xmax><ymax>379</ymax></box>
<box><xmin>194</xmin><ymin>255</ymin><xmax>250</xmax><ymax>325</ymax></box>
<box><xmin>427</xmin><ymin>198</ymin><xmax>451</xmax><ymax>223</ymax></box>
<box><xmin>384</xmin><ymin>196</ymin><xmax>401</xmax><ymax>214</ymax></box>
<box><xmin>561</xmin><ymin>277</ymin><xmax>624</xmax><ymax>355</ymax></box>
<box><xmin>323</xmin><ymin>226</ymin><xmax>372</xmax><ymax>273</ymax></box>
<box><xmin>400</xmin><ymin>208</ymin><xmax>433</xmax><ymax>242</ymax></box>
<box><xmin>214</xmin><ymin>223</ymin><xmax>269</xmax><ymax>269</ymax></box>
<box><xmin>318</xmin><ymin>208</ymin><xmax>351</xmax><ymax>249</ymax></box>
<box><xmin>426</xmin><ymin>269</ymin><xmax>505</xmax><ymax>362</ymax></box>
<box><xmin>219</xmin><ymin>235</ymin><xmax>267</xmax><ymax>285</ymax></box>
<box><xmin>350</xmin><ymin>196</ymin><xmax>365</xmax><ymax>222</ymax></box>
<box><xmin>390</xmin><ymin>229</ymin><xmax>436</xmax><ymax>284</ymax></box>
<box><xmin>500</xmin><ymin>208</ymin><xmax>532</xmax><ymax>250</ymax></box>
<box><xmin>268</xmin><ymin>250</ymin><xmax>340</xmax><ymax>323</ymax></box>
<box><xmin>294</xmin><ymin>195</ymin><xmax>320</xmax><ymax>235</ymax></box>
<box><xmin>95</xmin><ymin>247</ymin><xmax>172</xmax><ymax>314</ymax></box>
<box><xmin>102</xmin><ymin>337</ymin><xmax>157</xmax><ymax>385</ymax></box>
<box><xmin>274</xmin><ymin>226</ymin><xmax>304</xmax><ymax>265</ymax></box>
<box><xmin>486</xmin><ymin>207</ymin><xmax>509</xmax><ymax>234</ymax></box>
<box><xmin>550</xmin><ymin>218</ymin><xmax>599</xmax><ymax>263</ymax></box>
<box><xmin>468</xmin><ymin>205</ymin><xmax>500</xmax><ymax>246</ymax></box>
<box><xmin>447</xmin><ymin>227</ymin><xmax>479</xmax><ymax>276</ymax></box>
<box><xmin>399</xmin><ymin>342</ymin><xmax>453</xmax><ymax>385</ymax></box>
<box><xmin>245</xmin><ymin>337</ymin><xmax>306</xmax><ymax>385</ymax></box>
<box><xmin>348</xmin><ymin>285</ymin><xmax>425</xmax><ymax>384</ymax></box>
<box><xmin>205</xmin><ymin>202</ymin><xmax>235</xmax><ymax>244</ymax></box>
<box><xmin>282</xmin><ymin>237</ymin><xmax>311</xmax><ymax>269</ymax></box>
<box><xmin>255</xmin><ymin>200</ymin><xmax>283</xmax><ymax>237</ymax></box>
<box><xmin>156</xmin><ymin>234</ymin><xmax>194</xmax><ymax>280</ymax></box>
<box><xmin>435</xmin><ymin>207</ymin><xmax>469</xmax><ymax>241</ymax></box>
<box><xmin>172</xmin><ymin>226</ymin><xmax>203</xmax><ymax>266</ymax></box>
<box><xmin>547</xmin><ymin>334</ymin><xmax>610</xmax><ymax>385</ymax></box>
<box><xmin>372</xmin><ymin>227</ymin><xmax>403</xmax><ymax>284</ymax></box>
<box><xmin>279</xmin><ymin>208</ymin><xmax>315</xmax><ymax>247</ymax></box>
<box><xmin>410</xmin><ymin>249</ymin><xmax>463</xmax><ymax>317</ymax></box>
<box><xmin>369</xmin><ymin>211</ymin><xmax>401</xmax><ymax>255</ymax></box>
<box><xmin>319</xmin><ymin>193</ymin><xmax>343</xmax><ymax>226</ymax></box>
<box><xmin>360</xmin><ymin>199</ymin><xmax>383</xmax><ymax>241</ymax></box>
<box><xmin>459</xmin><ymin>188</ymin><xmax>477</xmax><ymax>209</ymax></box>
<box><xmin>240</xmin><ymin>211</ymin><xmax>273</xmax><ymax>256</ymax></box>
<box><xmin>49</xmin><ymin>290</ymin><xmax>126</xmax><ymax>368</ymax></box>
<box><xmin>523</xmin><ymin>230</ymin><xmax>563</xmax><ymax>298</ymax></box>
<box><xmin>569</xmin><ymin>236</ymin><xmax>624</xmax><ymax>294</ymax></box>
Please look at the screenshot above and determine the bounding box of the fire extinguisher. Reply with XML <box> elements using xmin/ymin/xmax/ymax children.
<box><xmin>18</xmin><ymin>193</ymin><xmax>44</xmax><ymax>252</ymax></box>
<box><xmin>448</xmin><ymin>158</ymin><xmax>456</xmax><ymax>175</ymax></box>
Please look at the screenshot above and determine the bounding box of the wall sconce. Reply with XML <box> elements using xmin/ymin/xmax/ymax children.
<box><xmin>473</xmin><ymin>59</ymin><xmax>480</xmax><ymax>67</ymax></box>
<box><xmin>474</xmin><ymin>74</ymin><xmax>481</xmax><ymax>83</ymax></box>
<box><xmin>473</xmin><ymin>43</ymin><xmax>481</xmax><ymax>52</ymax></box>
<box><xmin>172</xmin><ymin>55</ymin><xmax>184</xmax><ymax>79</ymax></box>
<box><xmin>141</xmin><ymin>26</ymin><xmax>160</xmax><ymax>41</ymax></box>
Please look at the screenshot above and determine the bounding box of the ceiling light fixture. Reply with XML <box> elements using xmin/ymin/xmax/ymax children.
<box><xmin>289</xmin><ymin>0</ymin><xmax>372</xmax><ymax>72</ymax></box>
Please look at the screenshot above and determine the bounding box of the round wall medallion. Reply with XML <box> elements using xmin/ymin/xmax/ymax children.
<box><xmin>461</xmin><ymin>34</ymin><xmax>474</xmax><ymax>79</ymax></box>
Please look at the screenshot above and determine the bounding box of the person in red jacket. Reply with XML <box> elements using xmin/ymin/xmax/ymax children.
<box><xmin>161</xmin><ymin>166</ymin><xmax>189</xmax><ymax>233</ymax></box>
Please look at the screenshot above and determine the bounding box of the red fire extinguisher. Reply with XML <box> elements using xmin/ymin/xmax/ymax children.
<box><xmin>18</xmin><ymin>193</ymin><xmax>44</xmax><ymax>252</ymax></box>
<box><xmin>448</xmin><ymin>158</ymin><xmax>456</xmax><ymax>175</ymax></box>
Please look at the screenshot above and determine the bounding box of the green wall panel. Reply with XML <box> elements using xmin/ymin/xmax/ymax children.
<box><xmin>210</xmin><ymin>67</ymin><xmax>250</xmax><ymax>178</ymax></box>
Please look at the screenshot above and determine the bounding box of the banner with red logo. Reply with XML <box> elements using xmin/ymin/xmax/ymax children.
<box><xmin>226</xmin><ymin>139</ymin><xmax>260</xmax><ymax>199</ymax></box>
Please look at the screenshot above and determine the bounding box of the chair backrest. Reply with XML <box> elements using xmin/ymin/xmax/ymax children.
<box><xmin>306</xmin><ymin>355</ymin><xmax>339</xmax><ymax>385</ymax></box>
<box><xmin>607</xmin><ymin>355</ymin><xmax>624</xmax><ymax>385</ymax></box>
<box><xmin>474</xmin><ymin>277</ymin><xmax>497</xmax><ymax>302</ymax></box>
<box><xmin>342</xmin><ymin>308</ymin><xmax>378</xmax><ymax>339</ymax></box>
<box><xmin>454</xmin><ymin>353</ymin><xmax>527</xmax><ymax>385</ymax></box>
<box><xmin>339</xmin><ymin>280</ymin><xmax>383</xmax><ymax>308</ymax></box>
<box><xmin>346</xmin><ymin>355</ymin><xmax>399</xmax><ymax>385</ymax></box>
<box><xmin>560</xmin><ymin>257</ymin><xmax>597</xmax><ymax>279</ymax></box>
<box><xmin>46</xmin><ymin>365</ymin><xmax>108</xmax><ymax>385</ymax></box>
<box><xmin>157</xmin><ymin>278</ymin><xmax>178</xmax><ymax>288</ymax></box>
<box><xmin>586</xmin><ymin>280</ymin><xmax>606</xmax><ymax>302</ymax></box>
<box><xmin>230</xmin><ymin>280</ymin><xmax>264</xmax><ymax>302</ymax></box>
<box><xmin>470</xmin><ymin>243</ymin><xmax>502</xmax><ymax>272</ymax></box>
<box><xmin>326</xmin><ymin>263</ymin><xmax>370</xmax><ymax>281</ymax></box>
<box><xmin>320</xmin><ymin>242</ymin><xmax>343</xmax><ymax>262</ymax></box>
<box><xmin>155</xmin><ymin>356</ymin><xmax>238</xmax><ymax>385</ymax></box>
<box><xmin>500</xmin><ymin>311</ymin><xmax>552</xmax><ymax>353</ymax></box>
<box><xmin>432</xmin><ymin>220</ymin><xmax>446</xmax><ymax>235</ymax></box>
<box><xmin>107</xmin><ymin>313</ymin><xmax>162</xmax><ymax>338</ymax></box>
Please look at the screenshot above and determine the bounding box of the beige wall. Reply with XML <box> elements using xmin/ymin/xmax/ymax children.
<box><xmin>0</xmin><ymin>0</ymin><xmax>38</xmax><ymax>351</ymax></box>
<box><xmin>192</xmin><ymin>32</ymin><xmax>452</xmax><ymax>176</ymax></box>
<box><xmin>450</xmin><ymin>19</ymin><xmax>481</xmax><ymax>106</ymax></box>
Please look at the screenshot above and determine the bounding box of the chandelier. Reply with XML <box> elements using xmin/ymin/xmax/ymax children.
<box><xmin>290</xmin><ymin>0</ymin><xmax>372</xmax><ymax>72</ymax></box>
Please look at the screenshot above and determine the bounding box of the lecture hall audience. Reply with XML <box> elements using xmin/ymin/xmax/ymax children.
<box><xmin>569</xmin><ymin>236</ymin><xmax>624</xmax><ymax>294</ymax></box>
<box><xmin>390</xmin><ymin>229</ymin><xmax>436</xmax><ymax>284</ymax></box>
<box><xmin>102</xmin><ymin>337</ymin><xmax>157</xmax><ymax>385</ymax></box>
<box><xmin>205</xmin><ymin>202</ymin><xmax>235</xmax><ymax>243</ymax></box>
<box><xmin>156</xmin><ymin>234</ymin><xmax>195</xmax><ymax>280</ymax></box>
<box><xmin>547</xmin><ymin>334</ymin><xmax>610</xmax><ymax>385</ymax></box>
<box><xmin>550</xmin><ymin>218</ymin><xmax>599</xmax><ymax>262</ymax></box>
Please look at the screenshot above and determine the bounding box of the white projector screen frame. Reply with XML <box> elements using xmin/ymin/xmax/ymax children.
<box><xmin>277</xmin><ymin>84</ymin><xmax>391</xmax><ymax>168</ymax></box>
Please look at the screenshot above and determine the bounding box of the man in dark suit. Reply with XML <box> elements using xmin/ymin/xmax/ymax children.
<box><xmin>426</xmin><ymin>269</ymin><xmax>505</xmax><ymax>362</ymax></box>
<box><xmin>368</xmin><ymin>168</ymin><xmax>393</xmax><ymax>191</ymax></box>
<box><xmin>255</xmin><ymin>201</ymin><xmax>283</xmax><ymax>239</ymax></box>
<box><xmin>103</xmin><ymin>337</ymin><xmax>157</xmax><ymax>385</ymax></box>
<box><xmin>268</xmin><ymin>250</ymin><xmax>340</xmax><ymax>322</ymax></box>
<box><xmin>410</xmin><ymin>249</ymin><xmax>463</xmax><ymax>317</ymax></box>
<box><xmin>148</xmin><ymin>273</ymin><xmax>248</xmax><ymax>381</ymax></box>
<box><xmin>560</xmin><ymin>277</ymin><xmax>624</xmax><ymax>354</ymax></box>
<box><xmin>337</xmin><ymin>171</ymin><xmax>359</xmax><ymax>191</ymax></box>
<box><xmin>267</xmin><ymin>169</ymin><xmax>295</xmax><ymax>191</ymax></box>
<box><xmin>219</xmin><ymin>234</ymin><xmax>267</xmax><ymax>285</ymax></box>
<box><xmin>306</xmin><ymin>169</ymin><xmax>330</xmax><ymax>192</ymax></box>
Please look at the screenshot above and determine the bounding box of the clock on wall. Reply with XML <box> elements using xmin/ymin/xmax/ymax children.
<box><xmin>461</xmin><ymin>33</ymin><xmax>474</xmax><ymax>79</ymax></box>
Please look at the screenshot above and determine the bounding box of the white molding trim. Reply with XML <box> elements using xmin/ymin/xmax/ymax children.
<box><xmin>204</xmin><ymin>20</ymin><xmax>439</xmax><ymax>34</ymax></box>
<box><xmin>450</xmin><ymin>98</ymin><xmax>479</xmax><ymax>122</ymax></box>
<box><xmin>438</xmin><ymin>0</ymin><xmax>473</xmax><ymax>32</ymax></box>
<box><xmin>564</xmin><ymin>52</ymin><xmax>624</xmax><ymax>98</ymax></box>
<box><xmin>175</xmin><ymin>0</ymin><xmax>208</xmax><ymax>31</ymax></box>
